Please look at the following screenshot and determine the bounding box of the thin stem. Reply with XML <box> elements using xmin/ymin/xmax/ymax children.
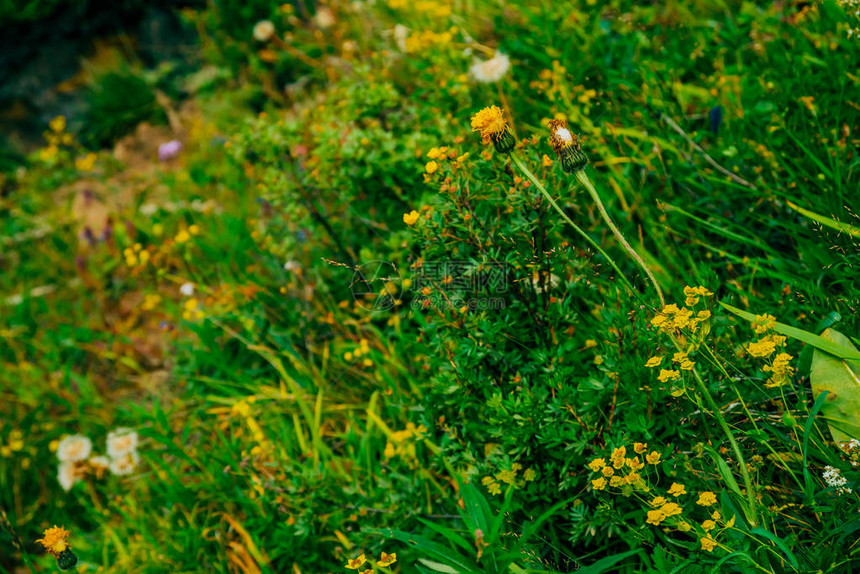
<box><xmin>689</xmin><ymin>364</ymin><xmax>759</xmax><ymax>527</ymax></box>
<box><xmin>574</xmin><ymin>170</ymin><xmax>666</xmax><ymax>307</ymax></box>
<box><xmin>509</xmin><ymin>153</ymin><xmax>642</xmax><ymax>303</ymax></box>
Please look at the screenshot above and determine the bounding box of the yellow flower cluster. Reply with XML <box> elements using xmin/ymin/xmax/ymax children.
<box><xmin>123</xmin><ymin>243</ymin><xmax>151</xmax><ymax>267</ymax></box>
<box><xmin>383</xmin><ymin>422</ymin><xmax>427</xmax><ymax>465</ymax></box>
<box><xmin>744</xmin><ymin>313</ymin><xmax>795</xmax><ymax>388</ymax></box>
<box><xmin>588</xmin><ymin>444</ymin><xmax>659</xmax><ymax>491</ymax></box>
<box><xmin>182</xmin><ymin>298</ymin><xmax>204</xmax><ymax>321</ymax></box>
<box><xmin>39</xmin><ymin>116</ymin><xmax>75</xmax><ymax>162</ymax></box>
<box><xmin>762</xmin><ymin>351</ymin><xmax>794</xmax><ymax>388</ymax></box>
<box><xmin>745</xmin><ymin>334</ymin><xmax>785</xmax><ymax>358</ymax></box>
<box><xmin>345</xmin><ymin>550</ymin><xmax>397</xmax><ymax>570</ymax></box>
<box><xmin>344</xmin><ymin>338</ymin><xmax>373</xmax><ymax>367</ymax></box>
<box><xmin>482</xmin><ymin>463</ymin><xmax>536</xmax><ymax>495</ymax></box>
<box><xmin>651</xmin><ymin>303</ymin><xmax>711</xmax><ymax>334</ymax></box>
<box><xmin>403</xmin><ymin>28</ymin><xmax>455</xmax><ymax>52</ymax></box>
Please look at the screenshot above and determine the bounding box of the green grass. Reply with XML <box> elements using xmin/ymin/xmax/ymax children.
<box><xmin>2</xmin><ymin>0</ymin><xmax>860</xmax><ymax>572</ymax></box>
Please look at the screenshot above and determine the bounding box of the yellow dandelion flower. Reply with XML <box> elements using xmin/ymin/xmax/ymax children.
<box><xmin>470</xmin><ymin>105</ymin><xmax>515</xmax><ymax>153</ymax></box>
<box><xmin>36</xmin><ymin>525</ymin><xmax>71</xmax><ymax>557</ymax></box>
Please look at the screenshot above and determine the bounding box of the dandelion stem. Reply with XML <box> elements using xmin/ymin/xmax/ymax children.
<box><xmin>573</xmin><ymin>170</ymin><xmax>665</xmax><ymax>307</ymax></box>
<box><xmin>509</xmin><ymin>153</ymin><xmax>641</xmax><ymax>302</ymax></box>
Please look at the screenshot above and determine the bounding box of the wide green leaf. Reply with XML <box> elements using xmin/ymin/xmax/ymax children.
<box><xmin>810</xmin><ymin>329</ymin><xmax>860</xmax><ymax>444</ymax></box>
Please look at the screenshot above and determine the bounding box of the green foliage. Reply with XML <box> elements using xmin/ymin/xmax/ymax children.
<box><xmin>3</xmin><ymin>0</ymin><xmax>860</xmax><ymax>572</ymax></box>
<box><xmin>81</xmin><ymin>69</ymin><xmax>165</xmax><ymax>148</ymax></box>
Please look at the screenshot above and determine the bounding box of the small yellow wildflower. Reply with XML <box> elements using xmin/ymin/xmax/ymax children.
<box><xmin>588</xmin><ymin>458</ymin><xmax>606</xmax><ymax>472</ymax></box>
<box><xmin>592</xmin><ymin>477</ymin><xmax>607</xmax><ymax>490</ymax></box>
<box><xmin>49</xmin><ymin>116</ymin><xmax>66</xmax><ymax>133</ymax></box>
<box><xmin>601</xmin><ymin>466</ymin><xmax>614</xmax><ymax>477</ymax></box>
<box><xmin>697</xmin><ymin>310</ymin><xmax>712</xmax><ymax>320</ymax></box>
<box><xmin>425</xmin><ymin>160</ymin><xmax>439</xmax><ymax>174</ymax></box>
<box><xmin>711</xmin><ymin>510</ymin><xmax>722</xmax><ymax>521</ymax></box>
<box><xmin>645</xmin><ymin>451</ymin><xmax>662</xmax><ymax>465</ymax></box>
<box><xmin>36</xmin><ymin>525</ymin><xmax>71</xmax><ymax>557</ymax></box>
<box><xmin>700</xmin><ymin>536</ymin><xmax>717</xmax><ymax>552</ymax></box>
<box><xmin>696</xmin><ymin>491</ymin><xmax>718</xmax><ymax>506</ymax></box>
<box><xmin>701</xmin><ymin>519</ymin><xmax>716</xmax><ymax>532</ymax></box>
<box><xmin>660</xmin><ymin>502</ymin><xmax>682</xmax><ymax>517</ymax></box>
<box><xmin>634</xmin><ymin>442</ymin><xmax>648</xmax><ymax>454</ymax></box>
<box><xmin>752</xmin><ymin>313</ymin><xmax>776</xmax><ymax>334</ymax></box>
<box><xmin>657</xmin><ymin>369</ymin><xmax>681</xmax><ymax>382</ymax></box>
<box><xmin>611</xmin><ymin>446</ymin><xmax>626</xmax><ymax>461</ymax></box>
<box><xmin>626</xmin><ymin>457</ymin><xmax>644</xmax><ymax>471</ymax></box>
<box><xmin>644</xmin><ymin>356</ymin><xmax>662</xmax><ymax>368</ymax></box>
<box><xmin>75</xmin><ymin>153</ymin><xmax>98</xmax><ymax>171</ymax></box>
<box><xmin>496</xmin><ymin>469</ymin><xmax>517</xmax><ymax>485</ymax></box>
<box><xmin>426</xmin><ymin>147</ymin><xmax>441</xmax><ymax>159</ymax></box>
<box><xmin>646</xmin><ymin>509</ymin><xmax>665</xmax><ymax>525</ymax></box>
<box><xmin>763</xmin><ymin>352</ymin><xmax>794</xmax><ymax>388</ymax></box>
<box><xmin>609</xmin><ymin>476</ymin><xmax>624</xmax><ymax>487</ymax></box>
<box><xmin>668</xmin><ymin>482</ymin><xmax>686</xmax><ymax>497</ymax></box>
<box><xmin>486</xmin><ymin>480</ymin><xmax>501</xmax><ymax>495</ymax></box>
<box><xmin>175</xmin><ymin>229</ymin><xmax>191</xmax><ymax>244</ymax></box>
<box><xmin>672</xmin><ymin>352</ymin><xmax>695</xmax><ymax>371</ymax></box>
<box><xmin>624</xmin><ymin>472</ymin><xmax>641</xmax><ymax>485</ymax></box>
<box><xmin>650</xmin><ymin>496</ymin><xmax>668</xmax><ymax>507</ymax></box>
<box><xmin>541</xmin><ymin>154</ymin><xmax>553</xmax><ymax>167</ymax></box>
<box><xmin>403</xmin><ymin>210</ymin><xmax>420</xmax><ymax>225</ymax></box>
<box><xmin>523</xmin><ymin>468</ymin><xmax>536</xmax><ymax>481</ymax></box>
<box><xmin>346</xmin><ymin>554</ymin><xmax>367</xmax><ymax>569</ymax></box>
<box><xmin>377</xmin><ymin>552</ymin><xmax>397</xmax><ymax>567</ymax></box>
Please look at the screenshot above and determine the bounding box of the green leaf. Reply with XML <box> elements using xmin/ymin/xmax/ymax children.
<box><xmin>417</xmin><ymin>559</ymin><xmax>461</xmax><ymax>574</ymax></box>
<box><xmin>750</xmin><ymin>527</ymin><xmax>799</xmax><ymax>570</ymax></box>
<box><xmin>810</xmin><ymin>329</ymin><xmax>860</xmax><ymax>443</ymax></box>
<box><xmin>574</xmin><ymin>549</ymin><xmax>641</xmax><ymax>573</ymax></box>
<box><xmin>785</xmin><ymin>201</ymin><xmax>860</xmax><ymax>239</ymax></box>
<box><xmin>719</xmin><ymin>303</ymin><xmax>860</xmax><ymax>361</ymax></box>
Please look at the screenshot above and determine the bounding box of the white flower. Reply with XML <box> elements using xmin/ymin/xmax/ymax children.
<box><xmin>109</xmin><ymin>452</ymin><xmax>140</xmax><ymax>476</ymax></box>
<box><xmin>57</xmin><ymin>462</ymin><xmax>79</xmax><ymax>491</ymax></box>
<box><xmin>823</xmin><ymin>465</ymin><xmax>852</xmax><ymax>495</ymax></box>
<box><xmin>253</xmin><ymin>20</ymin><xmax>276</xmax><ymax>42</ymax></box>
<box><xmin>314</xmin><ymin>8</ymin><xmax>335</xmax><ymax>29</ymax></box>
<box><xmin>284</xmin><ymin>260</ymin><xmax>300</xmax><ymax>272</ymax></box>
<box><xmin>553</xmin><ymin>125</ymin><xmax>574</xmax><ymax>145</ymax></box>
<box><xmin>393</xmin><ymin>24</ymin><xmax>409</xmax><ymax>52</ymax></box>
<box><xmin>107</xmin><ymin>428</ymin><xmax>138</xmax><ymax>459</ymax></box>
<box><xmin>57</xmin><ymin>434</ymin><xmax>92</xmax><ymax>462</ymax></box>
<box><xmin>469</xmin><ymin>52</ymin><xmax>511</xmax><ymax>83</ymax></box>
<box><xmin>180</xmin><ymin>283</ymin><xmax>195</xmax><ymax>297</ymax></box>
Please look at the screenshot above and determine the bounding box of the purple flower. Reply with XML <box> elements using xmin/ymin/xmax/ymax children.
<box><xmin>158</xmin><ymin>140</ymin><xmax>183</xmax><ymax>162</ymax></box>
